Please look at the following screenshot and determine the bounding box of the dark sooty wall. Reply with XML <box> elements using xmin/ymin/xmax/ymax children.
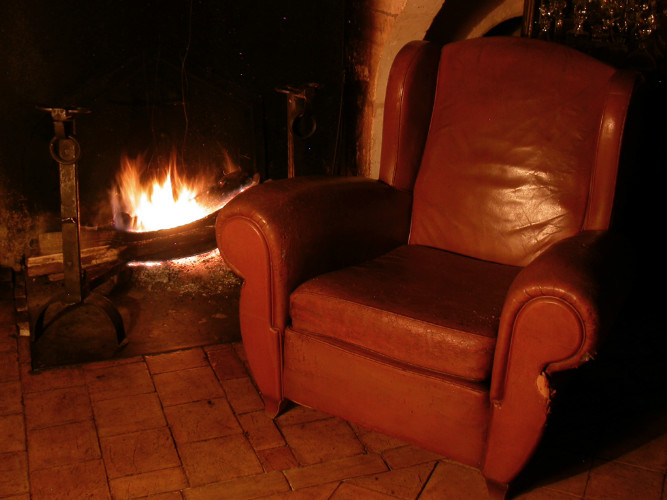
<box><xmin>0</xmin><ymin>0</ymin><xmax>345</xmax><ymax>222</ymax></box>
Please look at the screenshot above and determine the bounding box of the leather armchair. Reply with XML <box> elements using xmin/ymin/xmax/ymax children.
<box><xmin>216</xmin><ymin>36</ymin><xmax>636</xmax><ymax>497</ymax></box>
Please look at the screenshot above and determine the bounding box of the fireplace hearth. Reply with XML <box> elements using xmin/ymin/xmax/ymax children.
<box><xmin>23</xmin><ymin>101</ymin><xmax>255</xmax><ymax>370</ymax></box>
<box><xmin>24</xmin><ymin>249</ymin><xmax>242</xmax><ymax>370</ymax></box>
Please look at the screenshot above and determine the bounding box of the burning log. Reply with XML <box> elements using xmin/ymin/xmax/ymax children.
<box><xmin>26</xmin><ymin>169</ymin><xmax>260</xmax><ymax>280</ymax></box>
<box><xmin>28</xmin><ymin>213</ymin><xmax>217</xmax><ymax>276</ymax></box>
<box><xmin>113</xmin><ymin>211</ymin><xmax>219</xmax><ymax>261</ymax></box>
<box><xmin>107</xmin><ymin>170</ymin><xmax>259</xmax><ymax>261</ymax></box>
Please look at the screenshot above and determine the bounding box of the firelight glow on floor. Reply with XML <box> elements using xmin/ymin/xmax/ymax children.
<box><xmin>1</xmin><ymin>268</ymin><xmax>665</xmax><ymax>499</ymax></box>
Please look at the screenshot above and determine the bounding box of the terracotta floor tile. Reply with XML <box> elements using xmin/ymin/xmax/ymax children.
<box><xmin>418</xmin><ymin>461</ymin><xmax>489</xmax><ymax>500</ymax></box>
<box><xmin>108</xmin><ymin>466</ymin><xmax>188</xmax><ymax>499</ymax></box>
<box><xmin>513</xmin><ymin>447</ymin><xmax>592</xmax><ymax>498</ymax></box>
<box><xmin>85</xmin><ymin>361</ymin><xmax>155</xmax><ymax>401</ymax></box>
<box><xmin>257</xmin><ymin>446</ymin><xmax>299</xmax><ymax>473</ymax></box>
<box><xmin>28</xmin><ymin>420</ymin><xmax>100</xmax><ymax>471</ymax></box>
<box><xmin>274</xmin><ymin>404</ymin><xmax>331</xmax><ymax>428</ymax></box>
<box><xmin>258</xmin><ymin>482</ymin><xmax>339</xmax><ymax>500</ymax></box>
<box><xmin>346</xmin><ymin>461</ymin><xmax>436</xmax><ymax>499</ymax></box>
<box><xmin>237</xmin><ymin>410</ymin><xmax>285</xmax><ymax>451</ymax></box>
<box><xmin>20</xmin><ymin>364</ymin><xmax>85</xmax><ymax>394</ymax></box>
<box><xmin>350</xmin><ymin>423</ymin><xmax>409</xmax><ymax>453</ymax></box>
<box><xmin>0</xmin><ymin>494</ymin><xmax>31</xmax><ymax>500</ymax></box>
<box><xmin>283</xmin><ymin>453</ymin><xmax>388</xmax><ymax>490</ymax></box>
<box><xmin>142</xmin><ymin>492</ymin><xmax>184</xmax><ymax>500</ymax></box>
<box><xmin>206</xmin><ymin>344</ymin><xmax>248</xmax><ymax>380</ymax></box>
<box><xmin>595</xmin><ymin>410</ymin><xmax>667</xmax><ymax>473</ymax></box>
<box><xmin>613</xmin><ymin>431</ymin><xmax>667</xmax><ymax>473</ymax></box>
<box><xmin>153</xmin><ymin>366</ymin><xmax>224</xmax><ymax>407</ymax></box>
<box><xmin>24</xmin><ymin>385</ymin><xmax>92</xmax><ymax>430</ymax></box>
<box><xmin>0</xmin><ymin>351</ymin><xmax>19</xmax><ymax>382</ymax></box>
<box><xmin>145</xmin><ymin>348</ymin><xmax>208</xmax><ymax>374</ymax></box>
<box><xmin>178</xmin><ymin>434</ymin><xmax>263</xmax><ymax>486</ymax></box>
<box><xmin>585</xmin><ymin>459</ymin><xmax>664</xmax><ymax>499</ymax></box>
<box><xmin>381</xmin><ymin>444</ymin><xmax>443</xmax><ymax>470</ymax></box>
<box><xmin>29</xmin><ymin>459</ymin><xmax>110</xmax><ymax>499</ymax></box>
<box><xmin>84</xmin><ymin>356</ymin><xmax>145</xmax><ymax>370</ymax></box>
<box><xmin>142</xmin><ymin>493</ymin><xmax>184</xmax><ymax>500</ymax></box>
<box><xmin>220</xmin><ymin>377</ymin><xmax>264</xmax><ymax>414</ymax></box>
<box><xmin>330</xmin><ymin>482</ymin><xmax>398</xmax><ymax>499</ymax></box>
<box><xmin>93</xmin><ymin>392</ymin><xmax>166</xmax><ymax>437</ymax></box>
<box><xmin>280</xmin><ymin>417</ymin><xmax>364</xmax><ymax>466</ymax></box>
<box><xmin>512</xmin><ymin>487</ymin><xmax>581</xmax><ymax>499</ymax></box>
<box><xmin>0</xmin><ymin>381</ymin><xmax>23</xmax><ymax>415</ymax></box>
<box><xmin>232</xmin><ymin>341</ymin><xmax>247</xmax><ymax>361</ymax></box>
<box><xmin>0</xmin><ymin>451</ymin><xmax>29</xmax><ymax>497</ymax></box>
<box><xmin>182</xmin><ymin>470</ymin><xmax>289</xmax><ymax>500</ymax></box>
<box><xmin>0</xmin><ymin>414</ymin><xmax>25</xmax><ymax>452</ymax></box>
<box><xmin>100</xmin><ymin>427</ymin><xmax>181</xmax><ymax>479</ymax></box>
<box><xmin>164</xmin><ymin>397</ymin><xmax>241</xmax><ymax>444</ymax></box>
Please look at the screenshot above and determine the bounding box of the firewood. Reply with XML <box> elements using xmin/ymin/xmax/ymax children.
<box><xmin>38</xmin><ymin>228</ymin><xmax>116</xmax><ymax>256</ymax></box>
<box><xmin>33</xmin><ymin>207</ymin><xmax>219</xmax><ymax>267</ymax></box>
<box><xmin>26</xmin><ymin>245</ymin><xmax>123</xmax><ymax>278</ymax></box>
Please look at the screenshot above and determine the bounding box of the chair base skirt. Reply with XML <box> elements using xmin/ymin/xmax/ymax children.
<box><xmin>281</xmin><ymin>328</ymin><xmax>490</xmax><ymax>469</ymax></box>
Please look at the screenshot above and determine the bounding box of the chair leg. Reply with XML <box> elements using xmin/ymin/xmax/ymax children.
<box><xmin>485</xmin><ymin>479</ymin><xmax>509</xmax><ymax>500</ymax></box>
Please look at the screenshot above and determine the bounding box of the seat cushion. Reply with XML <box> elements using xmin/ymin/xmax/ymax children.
<box><xmin>289</xmin><ymin>244</ymin><xmax>521</xmax><ymax>381</ymax></box>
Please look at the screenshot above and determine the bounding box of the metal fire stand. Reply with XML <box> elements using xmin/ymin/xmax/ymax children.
<box><xmin>276</xmin><ymin>83</ymin><xmax>318</xmax><ymax>177</ymax></box>
<box><xmin>32</xmin><ymin>106</ymin><xmax>126</xmax><ymax>346</ymax></box>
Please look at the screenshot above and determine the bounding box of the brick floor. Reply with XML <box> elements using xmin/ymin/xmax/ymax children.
<box><xmin>1</xmin><ymin>270</ymin><xmax>665</xmax><ymax>499</ymax></box>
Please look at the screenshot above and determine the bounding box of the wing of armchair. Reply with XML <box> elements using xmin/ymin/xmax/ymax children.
<box><xmin>216</xmin><ymin>36</ymin><xmax>637</xmax><ymax>497</ymax></box>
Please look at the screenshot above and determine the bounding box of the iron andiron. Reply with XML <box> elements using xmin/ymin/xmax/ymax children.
<box><xmin>32</xmin><ymin>106</ymin><xmax>126</xmax><ymax>347</ymax></box>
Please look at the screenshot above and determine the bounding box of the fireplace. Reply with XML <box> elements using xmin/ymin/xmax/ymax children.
<box><xmin>1</xmin><ymin>0</ymin><xmax>567</xmax><ymax>368</ymax></box>
<box><xmin>0</xmin><ymin>0</ymin><xmax>350</xmax><ymax>368</ymax></box>
<box><xmin>0</xmin><ymin>0</ymin><xmax>348</xmax><ymax>267</ymax></box>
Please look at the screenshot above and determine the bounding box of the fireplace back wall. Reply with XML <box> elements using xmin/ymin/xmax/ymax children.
<box><xmin>0</xmin><ymin>0</ymin><xmax>345</xmax><ymax>262</ymax></box>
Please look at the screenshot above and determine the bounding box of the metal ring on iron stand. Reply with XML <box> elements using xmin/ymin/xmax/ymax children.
<box><xmin>49</xmin><ymin>135</ymin><xmax>82</xmax><ymax>164</ymax></box>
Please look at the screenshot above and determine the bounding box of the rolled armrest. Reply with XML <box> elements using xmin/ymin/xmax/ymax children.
<box><xmin>483</xmin><ymin>230</ymin><xmax>633</xmax><ymax>484</ymax></box>
<box><xmin>216</xmin><ymin>175</ymin><xmax>412</xmax><ymax>332</ymax></box>
<box><xmin>216</xmin><ymin>176</ymin><xmax>411</xmax><ymax>413</ymax></box>
<box><xmin>491</xmin><ymin>229</ymin><xmax>633</xmax><ymax>399</ymax></box>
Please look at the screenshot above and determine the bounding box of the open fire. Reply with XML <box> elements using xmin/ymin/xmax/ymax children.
<box><xmin>110</xmin><ymin>151</ymin><xmax>213</xmax><ymax>232</ymax></box>
<box><xmin>109</xmin><ymin>150</ymin><xmax>248</xmax><ymax>233</ymax></box>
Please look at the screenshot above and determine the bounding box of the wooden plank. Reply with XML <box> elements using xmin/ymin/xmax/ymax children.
<box><xmin>38</xmin><ymin>228</ymin><xmax>116</xmax><ymax>256</ymax></box>
<box><xmin>26</xmin><ymin>245</ymin><xmax>123</xmax><ymax>278</ymax></box>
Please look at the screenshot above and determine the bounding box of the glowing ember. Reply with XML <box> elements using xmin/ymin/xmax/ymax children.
<box><xmin>110</xmin><ymin>151</ymin><xmax>219</xmax><ymax>232</ymax></box>
<box><xmin>127</xmin><ymin>248</ymin><xmax>220</xmax><ymax>268</ymax></box>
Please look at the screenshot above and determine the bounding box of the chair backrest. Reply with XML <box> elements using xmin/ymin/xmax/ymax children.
<box><xmin>380</xmin><ymin>37</ymin><xmax>636</xmax><ymax>267</ymax></box>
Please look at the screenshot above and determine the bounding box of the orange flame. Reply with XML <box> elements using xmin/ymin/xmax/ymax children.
<box><xmin>110</xmin><ymin>151</ymin><xmax>215</xmax><ymax>232</ymax></box>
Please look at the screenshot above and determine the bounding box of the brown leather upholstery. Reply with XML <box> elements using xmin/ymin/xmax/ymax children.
<box><xmin>410</xmin><ymin>38</ymin><xmax>633</xmax><ymax>266</ymax></box>
<box><xmin>291</xmin><ymin>244</ymin><xmax>521</xmax><ymax>381</ymax></box>
<box><xmin>216</xmin><ymin>36</ymin><xmax>636</xmax><ymax>496</ymax></box>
